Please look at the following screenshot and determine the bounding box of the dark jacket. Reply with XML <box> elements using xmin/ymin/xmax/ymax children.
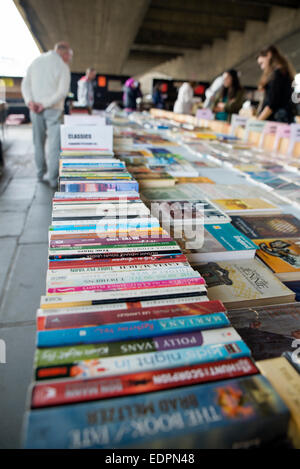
<box><xmin>262</xmin><ymin>68</ymin><xmax>295</xmax><ymax>123</ymax></box>
<box><xmin>213</xmin><ymin>88</ymin><xmax>244</xmax><ymax>121</ymax></box>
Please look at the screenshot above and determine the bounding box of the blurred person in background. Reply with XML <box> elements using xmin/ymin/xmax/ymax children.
<box><xmin>256</xmin><ymin>45</ymin><xmax>296</xmax><ymax>123</ymax></box>
<box><xmin>123</xmin><ymin>78</ymin><xmax>138</xmax><ymax>112</ymax></box>
<box><xmin>77</xmin><ymin>67</ymin><xmax>97</xmax><ymax>111</ymax></box>
<box><xmin>152</xmin><ymin>83</ymin><xmax>165</xmax><ymax>109</ymax></box>
<box><xmin>22</xmin><ymin>41</ymin><xmax>72</xmax><ymax>189</ymax></box>
<box><xmin>213</xmin><ymin>69</ymin><xmax>244</xmax><ymax>121</ymax></box>
<box><xmin>173</xmin><ymin>81</ymin><xmax>195</xmax><ymax>114</ymax></box>
<box><xmin>203</xmin><ymin>74</ymin><xmax>224</xmax><ymax>109</ymax></box>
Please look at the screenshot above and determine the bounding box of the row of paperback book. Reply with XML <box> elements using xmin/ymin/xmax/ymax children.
<box><xmin>23</xmin><ymin>112</ymin><xmax>300</xmax><ymax>449</ymax></box>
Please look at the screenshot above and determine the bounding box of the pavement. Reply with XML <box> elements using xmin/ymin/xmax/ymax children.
<box><xmin>0</xmin><ymin>124</ymin><xmax>53</xmax><ymax>448</ymax></box>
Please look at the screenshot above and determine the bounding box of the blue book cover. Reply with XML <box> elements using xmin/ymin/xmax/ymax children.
<box><xmin>49</xmin><ymin>219</ymin><xmax>160</xmax><ymax>231</ymax></box>
<box><xmin>205</xmin><ymin>223</ymin><xmax>257</xmax><ymax>252</ymax></box>
<box><xmin>37</xmin><ymin>313</ymin><xmax>230</xmax><ymax>347</ymax></box>
<box><xmin>24</xmin><ymin>375</ymin><xmax>290</xmax><ymax>449</ymax></box>
<box><xmin>62</xmin><ymin>162</ymin><xmax>125</xmax><ymax>168</ymax></box>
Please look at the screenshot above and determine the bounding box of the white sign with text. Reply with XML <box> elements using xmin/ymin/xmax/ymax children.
<box><xmin>60</xmin><ymin>125</ymin><xmax>113</xmax><ymax>151</ymax></box>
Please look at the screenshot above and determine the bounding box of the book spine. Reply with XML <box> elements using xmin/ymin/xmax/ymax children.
<box><xmin>34</xmin><ymin>326</ymin><xmax>238</xmax><ymax>368</ymax></box>
<box><xmin>38</xmin><ymin>295</ymin><xmax>210</xmax><ymax>316</ymax></box>
<box><xmin>47</xmin><ymin>261</ymin><xmax>190</xmax><ymax>276</ymax></box>
<box><xmin>37</xmin><ymin>300</ymin><xmax>226</xmax><ymax>331</ymax></box>
<box><xmin>47</xmin><ymin>277</ymin><xmax>205</xmax><ymax>295</ymax></box>
<box><xmin>36</xmin><ymin>313</ymin><xmax>229</xmax><ymax>347</ymax></box>
<box><xmin>49</xmin><ymin>237</ymin><xmax>170</xmax><ymax>247</ymax></box>
<box><xmin>32</xmin><ymin>357</ymin><xmax>259</xmax><ymax>408</ymax></box>
<box><xmin>48</xmin><ymin>248</ymin><xmax>182</xmax><ymax>260</ymax></box>
<box><xmin>48</xmin><ymin>253</ymin><xmax>187</xmax><ymax>269</ymax></box>
<box><xmin>35</xmin><ymin>340</ymin><xmax>250</xmax><ymax>381</ymax></box>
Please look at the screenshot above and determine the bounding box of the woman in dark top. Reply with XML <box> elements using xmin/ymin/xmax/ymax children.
<box><xmin>213</xmin><ymin>69</ymin><xmax>244</xmax><ymax>122</ymax></box>
<box><xmin>257</xmin><ymin>45</ymin><xmax>296</xmax><ymax>123</ymax></box>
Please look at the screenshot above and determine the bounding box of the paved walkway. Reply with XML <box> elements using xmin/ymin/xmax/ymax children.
<box><xmin>0</xmin><ymin>125</ymin><xmax>53</xmax><ymax>448</ymax></box>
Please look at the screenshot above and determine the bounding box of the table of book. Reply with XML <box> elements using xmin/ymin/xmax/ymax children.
<box><xmin>23</xmin><ymin>111</ymin><xmax>300</xmax><ymax>449</ymax></box>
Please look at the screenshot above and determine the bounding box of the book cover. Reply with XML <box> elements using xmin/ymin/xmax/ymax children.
<box><xmin>194</xmin><ymin>259</ymin><xmax>295</xmax><ymax>308</ymax></box>
<box><xmin>253</xmin><ymin>239</ymin><xmax>300</xmax><ymax>281</ymax></box>
<box><xmin>213</xmin><ymin>198</ymin><xmax>279</xmax><ymax>214</ymax></box>
<box><xmin>231</xmin><ymin>214</ymin><xmax>300</xmax><ymax>240</ymax></box>
<box><xmin>183</xmin><ymin>223</ymin><xmax>257</xmax><ymax>262</ymax></box>
<box><xmin>24</xmin><ymin>375</ymin><xmax>289</xmax><ymax>449</ymax></box>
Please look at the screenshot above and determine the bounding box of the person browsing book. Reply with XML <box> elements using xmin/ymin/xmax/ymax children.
<box><xmin>256</xmin><ymin>45</ymin><xmax>296</xmax><ymax>123</ymax></box>
<box><xmin>173</xmin><ymin>82</ymin><xmax>195</xmax><ymax>114</ymax></box>
<box><xmin>21</xmin><ymin>42</ymin><xmax>73</xmax><ymax>189</ymax></box>
<box><xmin>77</xmin><ymin>68</ymin><xmax>97</xmax><ymax>110</ymax></box>
<box><xmin>213</xmin><ymin>70</ymin><xmax>244</xmax><ymax>122</ymax></box>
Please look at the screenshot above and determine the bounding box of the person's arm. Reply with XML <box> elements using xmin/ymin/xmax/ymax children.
<box><xmin>257</xmin><ymin>105</ymin><xmax>273</xmax><ymax>120</ymax></box>
<box><xmin>21</xmin><ymin>66</ymin><xmax>33</xmax><ymax>106</ymax></box>
<box><xmin>257</xmin><ymin>70</ymin><xmax>282</xmax><ymax>120</ymax></box>
<box><xmin>41</xmin><ymin>65</ymin><xmax>71</xmax><ymax>109</ymax></box>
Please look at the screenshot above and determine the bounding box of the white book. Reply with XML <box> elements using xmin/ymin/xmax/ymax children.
<box><xmin>37</xmin><ymin>295</ymin><xmax>209</xmax><ymax>317</ymax></box>
<box><xmin>40</xmin><ymin>285</ymin><xmax>208</xmax><ymax>307</ymax></box>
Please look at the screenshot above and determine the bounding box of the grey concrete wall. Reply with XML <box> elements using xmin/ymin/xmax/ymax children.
<box><xmin>143</xmin><ymin>6</ymin><xmax>300</xmax><ymax>87</ymax></box>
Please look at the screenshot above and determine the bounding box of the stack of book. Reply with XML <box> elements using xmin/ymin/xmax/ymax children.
<box><xmin>23</xmin><ymin>113</ymin><xmax>300</xmax><ymax>449</ymax></box>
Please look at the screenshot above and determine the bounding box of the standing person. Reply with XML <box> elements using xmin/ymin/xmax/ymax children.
<box><xmin>123</xmin><ymin>78</ymin><xmax>138</xmax><ymax>112</ymax></box>
<box><xmin>77</xmin><ymin>68</ymin><xmax>97</xmax><ymax>110</ymax></box>
<box><xmin>173</xmin><ymin>82</ymin><xmax>195</xmax><ymax>114</ymax></box>
<box><xmin>21</xmin><ymin>41</ymin><xmax>72</xmax><ymax>189</ymax></box>
<box><xmin>203</xmin><ymin>74</ymin><xmax>224</xmax><ymax>109</ymax></box>
<box><xmin>152</xmin><ymin>83</ymin><xmax>165</xmax><ymax>109</ymax></box>
<box><xmin>213</xmin><ymin>70</ymin><xmax>244</xmax><ymax>122</ymax></box>
<box><xmin>256</xmin><ymin>45</ymin><xmax>296</xmax><ymax>123</ymax></box>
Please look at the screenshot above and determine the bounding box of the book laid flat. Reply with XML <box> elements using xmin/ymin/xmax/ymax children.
<box><xmin>194</xmin><ymin>259</ymin><xmax>295</xmax><ymax>309</ymax></box>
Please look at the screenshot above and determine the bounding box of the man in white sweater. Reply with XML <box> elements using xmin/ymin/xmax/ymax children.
<box><xmin>22</xmin><ymin>42</ymin><xmax>72</xmax><ymax>188</ymax></box>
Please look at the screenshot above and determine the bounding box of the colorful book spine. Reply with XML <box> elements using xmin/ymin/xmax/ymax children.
<box><xmin>35</xmin><ymin>326</ymin><xmax>237</xmax><ymax>368</ymax></box>
<box><xmin>40</xmin><ymin>288</ymin><xmax>207</xmax><ymax>309</ymax></box>
<box><xmin>24</xmin><ymin>375</ymin><xmax>289</xmax><ymax>449</ymax></box>
<box><xmin>37</xmin><ymin>312</ymin><xmax>229</xmax><ymax>347</ymax></box>
<box><xmin>37</xmin><ymin>300</ymin><xmax>226</xmax><ymax>331</ymax></box>
<box><xmin>47</xmin><ymin>277</ymin><xmax>205</xmax><ymax>295</ymax></box>
<box><xmin>48</xmin><ymin>253</ymin><xmax>188</xmax><ymax>270</ymax></box>
<box><xmin>35</xmin><ymin>339</ymin><xmax>250</xmax><ymax>381</ymax></box>
<box><xmin>60</xmin><ymin>181</ymin><xmax>139</xmax><ymax>193</ymax></box>
<box><xmin>31</xmin><ymin>357</ymin><xmax>259</xmax><ymax>408</ymax></box>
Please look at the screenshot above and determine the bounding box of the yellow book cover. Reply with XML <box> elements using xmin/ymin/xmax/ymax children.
<box><xmin>257</xmin><ymin>357</ymin><xmax>300</xmax><ymax>448</ymax></box>
<box><xmin>254</xmin><ymin>239</ymin><xmax>300</xmax><ymax>275</ymax></box>
<box><xmin>194</xmin><ymin>133</ymin><xmax>217</xmax><ymax>140</ymax></box>
<box><xmin>213</xmin><ymin>198</ymin><xmax>278</xmax><ymax>212</ymax></box>
<box><xmin>175</xmin><ymin>177</ymin><xmax>214</xmax><ymax>184</ymax></box>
